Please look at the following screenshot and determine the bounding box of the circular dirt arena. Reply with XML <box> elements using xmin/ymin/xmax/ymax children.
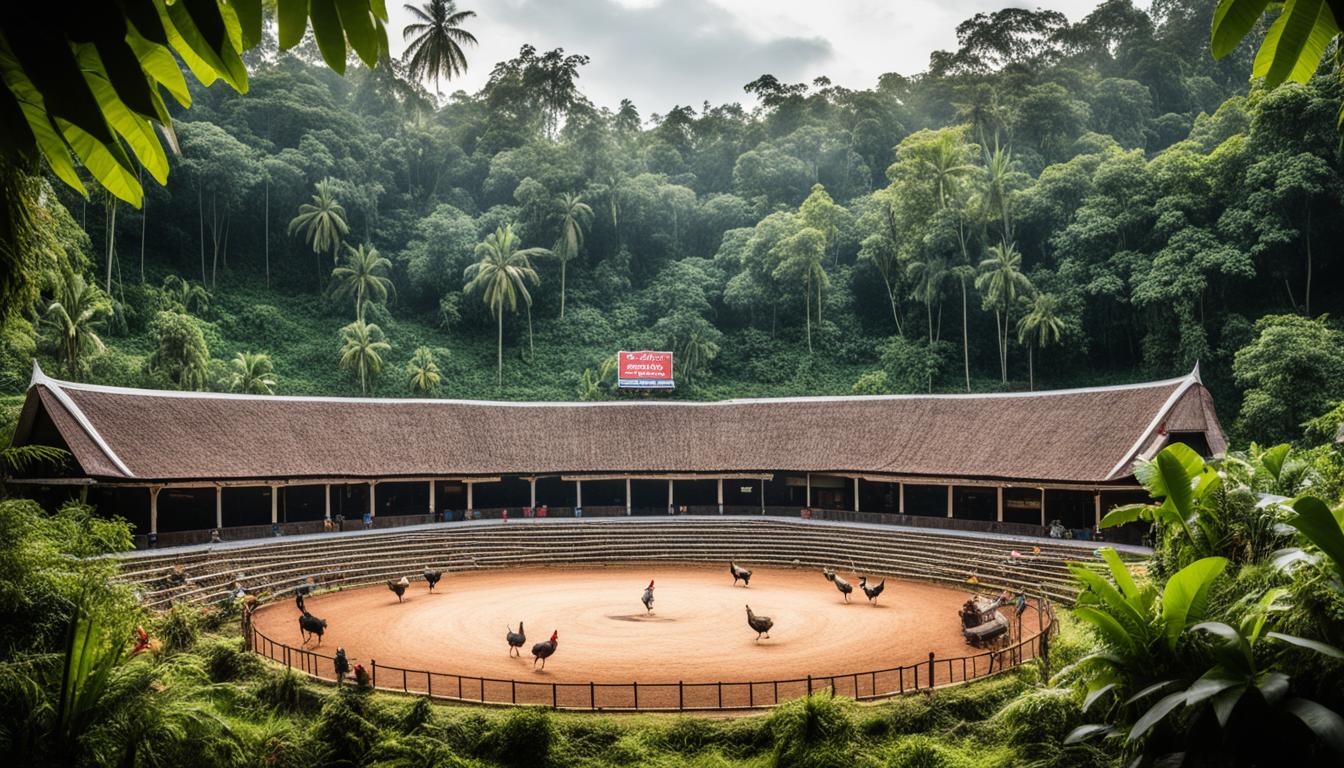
<box><xmin>252</xmin><ymin>564</ymin><xmax>1038</xmax><ymax>709</ymax></box>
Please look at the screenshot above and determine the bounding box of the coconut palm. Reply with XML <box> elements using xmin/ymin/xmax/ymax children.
<box><xmin>161</xmin><ymin>274</ymin><xmax>210</xmax><ymax>316</ymax></box>
<box><xmin>330</xmin><ymin>244</ymin><xmax>395</xmax><ymax>322</ymax></box>
<box><xmin>919</xmin><ymin>133</ymin><xmax>975</xmax><ymax>208</ymax></box>
<box><xmin>906</xmin><ymin>256</ymin><xmax>949</xmax><ymax>345</ymax></box>
<box><xmin>464</xmin><ymin>224</ymin><xmax>545</xmax><ymax>388</ymax></box>
<box><xmin>42</xmin><ymin>270</ymin><xmax>113</xmax><ymax>379</ymax></box>
<box><xmin>406</xmin><ymin>346</ymin><xmax>441</xmax><ymax>394</ymax></box>
<box><xmin>976</xmin><ymin>242</ymin><xmax>1034</xmax><ymax>384</ymax></box>
<box><xmin>401</xmin><ymin>0</ymin><xmax>477</xmax><ymax>101</ymax></box>
<box><xmin>288</xmin><ymin>179</ymin><xmax>349</xmax><ymax>285</ymax></box>
<box><xmin>338</xmin><ymin>320</ymin><xmax>391</xmax><ymax>396</ymax></box>
<box><xmin>1016</xmin><ymin>292</ymin><xmax>1062</xmax><ymax>391</ymax></box>
<box><xmin>552</xmin><ymin>192</ymin><xmax>592</xmax><ymax>319</ymax></box>
<box><xmin>228</xmin><ymin>351</ymin><xmax>277</xmax><ymax>395</ymax></box>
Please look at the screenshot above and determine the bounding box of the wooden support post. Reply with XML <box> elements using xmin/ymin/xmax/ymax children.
<box><xmin>760</xmin><ymin>479</ymin><xmax>765</xmax><ymax>514</ymax></box>
<box><xmin>1094</xmin><ymin>492</ymin><xmax>1102</xmax><ymax>529</ymax></box>
<box><xmin>529</xmin><ymin>477</ymin><xmax>536</xmax><ymax>508</ymax></box>
<box><xmin>325</xmin><ymin>483</ymin><xmax>332</xmax><ymax>520</ymax></box>
<box><xmin>1039</xmin><ymin>488</ymin><xmax>1045</xmax><ymax>527</ymax></box>
<box><xmin>271</xmin><ymin>485</ymin><xmax>279</xmax><ymax>524</ymax></box>
<box><xmin>898</xmin><ymin>482</ymin><xmax>905</xmax><ymax>515</ymax></box>
<box><xmin>996</xmin><ymin>486</ymin><xmax>1004</xmax><ymax>523</ymax></box>
<box><xmin>149</xmin><ymin>486</ymin><xmax>160</xmax><ymax>535</ymax></box>
<box><xmin>625</xmin><ymin>477</ymin><xmax>631</xmax><ymax>515</ymax></box>
<box><xmin>717</xmin><ymin>478</ymin><xmax>724</xmax><ymax>514</ymax></box>
<box><xmin>946</xmin><ymin>484</ymin><xmax>954</xmax><ymax>518</ymax></box>
<box><xmin>667</xmin><ymin>478</ymin><xmax>673</xmax><ymax>512</ymax></box>
<box><xmin>368</xmin><ymin>482</ymin><xmax>376</xmax><ymax>519</ymax></box>
<box><xmin>215</xmin><ymin>485</ymin><xmax>223</xmax><ymax>529</ymax></box>
<box><xmin>853</xmin><ymin>477</ymin><xmax>860</xmax><ymax>512</ymax></box>
<box><xmin>467</xmin><ymin>481</ymin><xmax>474</xmax><ymax>511</ymax></box>
<box><xmin>805</xmin><ymin>473</ymin><xmax>812</xmax><ymax>507</ymax></box>
<box><xmin>429</xmin><ymin>480</ymin><xmax>436</xmax><ymax>517</ymax></box>
<box><xmin>576</xmin><ymin>479</ymin><xmax>583</xmax><ymax>508</ymax></box>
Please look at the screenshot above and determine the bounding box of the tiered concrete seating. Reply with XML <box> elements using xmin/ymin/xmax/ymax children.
<box><xmin>113</xmin><ymin>517</ymin><xmax>1146</xmax><ymax>609</ymax></box>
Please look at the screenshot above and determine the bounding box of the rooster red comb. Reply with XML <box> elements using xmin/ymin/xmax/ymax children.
<box><xmin>648</xmin><ymin>580</ymin><xmax>654</xmax><ymax>588</ymax></box>
<box><xmin>550</xmin><ymin>630</ymin><xmax>558</xmax><ymax>641</ymax></box>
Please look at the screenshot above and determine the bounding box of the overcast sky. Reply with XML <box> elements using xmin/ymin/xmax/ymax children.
<box><xmin>386</xmin><ymin>0</ymin><xmax>1140</xmax><ymax>116</ymax></box>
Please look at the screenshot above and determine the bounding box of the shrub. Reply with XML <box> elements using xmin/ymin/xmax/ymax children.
<box><xmin>768</xmin><ymin>692</ymin><xmax>856</xmax><ymax>768</ymax></box>
<box><xmin>398</xmin><ymin>696</ymin><xmax>435</xmax><ymax>734</ymax></box>
<box><xmin>312</xmin><ymin>689</ymin><xmax>383</xmax><ymax>764</ymax></box>
<box><xmin>154</xmin><ymin>602</ymin><xmax>202</xmax><ymax>653</ymax></box>
<box><xmin>201</xmin><ymin>636</ymin><xmax>263</xmax><ymax>682</ymax></box>
<box><xmin>485</xmin><ymin>707</ymin><xmax>554</xmax><ymax>768</ymax></box>
<box><xmin>990</xmin><ymin>687</ymin><xmax>1080</xmax><ymax>745</ymax></box>
<box><xmin>254</xmin><ymin>668</ymin><xmax>305</xmax><ymax>713</ymax></box>
<box><xmin>874</xmin><ymin>695</ymin><xmax>942</xmax><ymax>736</ymax></box>
<box><xmin>883</xmin><ymin>735</ymin><xmax>967</xmax><ymax>768</ymax></box>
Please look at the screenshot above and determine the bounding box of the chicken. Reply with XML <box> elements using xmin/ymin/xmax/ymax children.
<box><xmin>745</xmin><ymin>605</ymin><xmax>773</xmax><ymax>641</ymax></box>
<box><xmin>641</xmin><ymin>580</ymin><xmax>655</xmax><ymax>613</ymax></box>
<box><xmin>423</xmin><ymin>567</ymin><xmax>442</xmax><ymax>592</ymax></box>
<box><xmin>532</xmin><ymin>630</ymin><xmax>558</xmax><ymax>669</ymax></box>
<box><xmin>859</xmin><ymin>576</ymin><xmax>886</xmax><ymax>604</ymax></box>
<box><xmin>506</xmin><ymin>622</ymin><xmax>526</xmax><ymax>656</ymax></box>
<box><xmin>334</xmin><ymin>647</ymin><xmax>350</xmax><ymax>685</ymax></box>
<box><xmin>730</xmin><ymin>562</ymin><xmax>752</xmax><ymax>587</ymax></box>
<box><xmin>295</xmin><ymin>591</ymin><xmax>306</xmax><ymax>613</ymax></box>
<box><xmin>823</xmin><ymin>568</ymin><xmax>853</xmax><ymax>603</ymax></box>
<box><xmin>387</xmin><ymin>576</ymin><xmax>410</xmax><ymax>603</ymax></box>
<box><xmin>296</xmin><ymin>576</ymin><xmax>313</xmax><ymax>597</ymax></box>
<box><xmin>298</xmin><ymin>610</ymin><xmax>327</xmax><ymax>645</ymax></box>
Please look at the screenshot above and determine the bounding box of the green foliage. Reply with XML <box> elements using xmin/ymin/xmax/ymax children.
<box><xmin>40</xmin><ymin>269</ymin><xmax>112</xmax><ymax>379</ymax></box>
<box><xmin>226</xmin><ymin>351</ymin><xmax>277</xmax><ymax>395</ymax></box>
<box><xmin>1233</xmin><ymin>314</ymin><xmax>1344</xmax><ymax>444</ymax></box>
<box><xmin>406</xmin><ymin>346</ymin><xmax>443</xmax><ymax>394</ymax></box>
<box><xmin>485</xmin><ymin>707</ymin><xmax>554</xmax><ymax>768</ymax></box>
<box><xmin>339</xmin><ymin>319</ymin><xmax>392</xmax><ymax>396</ymax></box>
<box><xmin>147</xmin><ymin>310</ymin><xmax>210</xmax><ymax>390</ymax></box>
<box><xmin>154</xmin><ymin>602</ymin><xmax>202</xmax><ymax>654</ymax></box>
<box><xmin>767</xmin><ymin>693</ymin><xmax>855</xmax><ymax>768</ymax></box>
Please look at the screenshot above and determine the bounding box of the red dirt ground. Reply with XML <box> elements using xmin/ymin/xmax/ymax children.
<box><xmin>252</xmin><ymin>564</ymin><xmax>1039</xmax><ymax>709</ymax></box>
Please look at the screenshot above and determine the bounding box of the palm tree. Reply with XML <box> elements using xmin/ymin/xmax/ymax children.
<box><xmin>406</xmin><ymin>346</ymin><xmax>441</xmax><ymax>394</ymax></box>
<box><xmin>552</xmin><ymin>192</ymin><xmax>592</xmax><ymax>319</ymax></box>
<box><xmin>161</xmin><ymin>274</ymin><xmax>210</xmax><ymax>316</ymax></box>
<box><xmin>771</xmin><ymin>227</ymin><xmax>828</xmax><ymax>354</ymax></box>
<box><xmin>330</xmin><ymin>244</ymin><xmax>395</xmax><ymax>322</ymax></box>
<box><xmin>338</xmin><ymin>320</ymin><xmax>391</xmax><ymax>396</ymax></box>
<box><xmin>1016</xmin><ymin>293</ymin><xmax>1062</xmax><ymax>391</ymax></box>
<box><xmin>288</xmin><ymin>179</ymin><xmax>349</xmax><ymax>285</ymax></box>
<box><xmin>919</xmin><ymin>133</ymin><xmax>974</xmax><ymax>208</ymax></box>
<box><xmin>401</xmin><ymin>0</ymin><xmax>477</xmax><ymax>101</ymax></box>
<box><xmin>976</xmin><ymin>242</ymin><xmax>1034</xmax><ymax>384</ymax></box>
<box><xmin>42</xmin><ymin>270</ymin><xmax>112</xmax><ymax>379</ymax></box>
<box><xmin>906</xmin><ymin>256</ymin><xmax>949</xmax><ymax>344</ymax></box>
<box><xmin>983</xmin><ymin>143</ymin><xmax>1016</xmax><ymax>246</ymax></box>
<box><xmin>228</xmin><ymin>351</ymin><xmax>277</xmax><ymax>394</ymax></box>
<box><xmin>464</xmin><ymin>224</ymin><xmax>545</xmax><ymax>388</ymax></box>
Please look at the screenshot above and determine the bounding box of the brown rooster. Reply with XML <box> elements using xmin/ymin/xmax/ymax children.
<box><xmin>531</xmin><ymin>630</ymin><xmax>558</xmax><ymax>669</ymax></box>
<box><xmin>730</xmin><ymin>562</ymin><xmax>752</xmax><ymax>587</ymax></box>
<box><xmin>423</xmin><ymin>567</ymin><xmax>442</xmax><ymax>592</ymax></box>
<box><xmin>506</xmin><ymin>622</ymin><xmax>526</xmax><ymax>656</ymax></box>
<box><xmin>823</xmin><ymin>568</ymin><xmax>853</xmax><ymax>603</ymax></box>
<box><xmin>387</xmin><ymin>576</ymin><xmax>410</xmax><ymax>603</ymax></box>
<box><xmin>745</xmin><ymin>605</ymin><xmax>773</xmax><ymax>641</ymax></box>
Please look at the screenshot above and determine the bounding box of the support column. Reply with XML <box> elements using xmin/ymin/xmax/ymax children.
<box><xmin>996</xmin><ymin>486</ymin><xmax>1004</xmax><ymax>523</ymax></box>
<box><xmin>853</xmin><ymin>477</ymin><xmax>860</xmax><ymax>512</ymax></box>
<box><xmin>667</xmin><ymin>478</ymin><xmax>674</xmax><ymax>512</ymax></box>
<box><xmin>760</xmin><ymin>479</ymin><xmax>765</xmax><ymax>514</ymax></box>
<box><xmin>369</xmin><ymin>482</ymin><xmax>376</xmax><ymax>519</ymax></box>
<box><xmin>271</xmin><ymin>484</ymin><xmax>279</xmax><ymax>524</ymax></box>
<box><xmin>429</xmin><ymin>480</ymin><xmax>436</xmax><ymax>517</ymax></box>
<box><xmin>898</xmin><ymin>482</ymin><xmax>905</xmax><ymax>515</ymax></box>
<box><xmin>215</xmin><ymin>485</ymin><xmax>223</xmax><ymax>529</ymax></box>
<box><xmin>625</xmin><ymin>478</ymin><xmax>631</xmax><ymax>515</ymax></box>
<box><xmin>1039</xmin><ymin>488</ymin><xmax>1046</xmax><ymax>527</ymax></box>
<box><xmin>467</xmin><ymin>481</ymin><xmax>474</xmax><ymax>511</ymax></box>
<box><xmin>805</xmin><ymin>473</ymin><xmax>812</xmax><ymax>507</ymax></box>
<box><xmin>1094</xmin><ymin>492</ymin><xmax>1102</xmax><ymax>529</ymax></box>
<box><xmin>575</xmin><ymin>479</ymin><xmax>583</xmax><ymax>508</ymax></box>
<box><xmin>529</xmin><ymin>477</ymin><xmax>537</xmax><ymax>508</ymax></box>
<box><xmin>149</xmin><ymin>486</ymin><xmax>160</xmax><ymax>535</ymax></box>
<box><xmin>717</xmin><ymin>478</ymin><xmax>724</xmax><ymax>514</ymax></box>
<box><xmin>325</xmin><ymin>483</ymin><xmax>332</xmax><ymax>521</ymax></box>
<box><xmin>946</xmin><ymin>484</ymin><xmax>954</xmax><ymax>518</ymax></box>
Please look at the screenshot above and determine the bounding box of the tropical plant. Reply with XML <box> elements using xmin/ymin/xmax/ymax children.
<box><xmin>330</xmin><ymin>244</ymin><xmax>395</xmax><ymax>322</ymax></box>
<box><xmin>976</xmin><ymin>242</ymin><xmax>1034</xmax><ymax>384</ymax></box>
<box><xmin>918</xmin><ymin>131</ymin><xmax>975</xmax><ymax>208</ymax></box>
<box><xmin>406</xmin><ymin>346</ymin><xmax>441</xmax><ymax>394</ymax></box>
<box><xmin>906</xmin><ymin>255</ymin><xmax>949</xmax><ymax>346</ymax></box>
<box><xmin>771</xmin><ymin>226</ymin><xmax>828</xmax><ymax>354</ymax></box>
<box><xmin>338</xmin><ymin>320</ymin><xmax>391</xmax><ymax>396</ymax></box>
<box><xmin>1211</xmin><ymin>1</ymin><xmax>1343</xmax><ymax>125</ymax></box>
<box><xmin>1220</xmin><ymin>442</ymin><xmax>1318</xmax><ymax>497</ymax></box>
<box><xmin>463</xmin><ymin>224</ymin><xmax>545</xmax><ymax>388</ymax></box>
<box><xmin>1273</xmin><ymin>495</ymin><xmax>1344</xmax><ymax>590</ymax></box>
<box><xmin>161</xmin><ymin>274</ymin><xmax>210</xmax><ymax>316</ymax></box>
<box><xmin>227</xmin><ymin>352</ymin><xmax>276</xmax><ymax>395</ymax></box>
<box><xmin>576</xmin><ymin>357</ymin><xmax>615</xmax><ymax>401</ymax></box>
<box><xmin>1016</xmin><ymin>292</ymin><xmax>1064</xmax><ymax>391</ymax></box>
<box><xmin>41</xmin><ymin>270</ymin><xmax>112</xmax><ymax>379</ymax></box>
<box><xmin>1101</xmin><ymin>443</ymin><xmax>1230</xmax><ymax>567</ymax></box>
<box><xmin>552</xmin><ymin>192</ymin><xmax>592</xmax><ymax>319</ymax></box>
<box><xmin>401</xmin><ymin>0</ymin><xmax>478</xmax><ymax>99</ymax></box>
<box><xmin>288</xmin><ymin>179</ymin><xmax>350</xmax><ymax>279</ymax></box>
<box><xmin>147</xmin><ymin>311</ymin><xmax>210</xmax><ymax>391</ymax></box>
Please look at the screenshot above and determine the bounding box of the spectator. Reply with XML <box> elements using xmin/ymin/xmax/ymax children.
<box><xmin>335</xmin><ymin>512</ymin><xmax>345</xmax><ymax>532</ymax></box>
<box><xmin>538</xmin><ymin>504</ymin><xmax>548</xmax><ymax>518</ymax></box>
<box><xmin>210</xmin><ymin>528</ymin><xmax>222</xmax><ymax>543</ymax></box>
<box><xmin>502</xmin><ymin>508</ymin><xmax>509</xmax><ymax>524</ymax></box>
<box><xmin>361</xmin><ymin>511</ymin><xmax>371</xmax><ymax>530</ymax></box>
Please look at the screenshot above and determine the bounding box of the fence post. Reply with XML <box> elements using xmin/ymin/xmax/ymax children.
<box><xmin>718</xmin><ymin>681</ymin><xmax>723</xmax><ymax>709</ymax></box>
<box><xmin>552</xmin><ymin>683</ymin><xmax>557</xmax><ymax>710</ymax></box>
<box><xmin>403</xmin><ymin>668</ymin><xmax>408</xmax><ymax>692</ymax></box>
<box><xmin>372</xmin><ymin>660</ymin><xmax>377</xmax><ymax>688</ymax></box>
<box><xmin>428</xmin><ymin>673</ymin><xmax>432</xmax><ymax>698</ymax></box>
<box><xmin>928</xmin><ymin>652</ymin><xmax>935</xmax><ymax>688</ymax></box>
<box><xmin>633</xmin><ymin>681</ymin><xmax>639</xmax><ymax>709</ymax></box>
<box><xmin>749</xmin><ymin>682</ymin><xmax>754</xmax><ymax>707</ymax></box>
<box><xmin>679</xmin><ymin>681</ymin><xmax>684</xmax><ymax>711</ymax></box>
<box><xmin>807</xmin><ymin>675</ymin><xmax>812</xmax><ymax>695</ymax></box>
<box><xmin>913</xmin><ymin>663</ymin><xmax>919</xmax><ymax>690</ymax></box>
<box><xmin>512</xmin><ymin>679</ymin><xmax>517</xmax><ymax>704</ymax></box>
<box><xmin>590</xmin><ymin>681</ymin><xmax>595</xmax><ymax>710</ymax></box>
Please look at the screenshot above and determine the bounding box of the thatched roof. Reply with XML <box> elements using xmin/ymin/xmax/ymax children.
<box><xmin>11</xmin><ymin>363</ymin><xmax>1225</xmax><ymax>486</ymax></box>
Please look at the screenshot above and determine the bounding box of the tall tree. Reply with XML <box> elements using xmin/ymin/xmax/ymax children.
<box><xmin>228</xmin><ymin>352</ymin><xmax>278</xmax><ymax>395</ymax></box>
<box><xmin>41</xmin><ymin>270</ymin><xmax>111</xmax><ymax>379</ymax></box>
<box><xmin>771</xmin><ymin>226</ymin><xmax>828</xmax><ymax>354</ymax></box>
<box><xmin>552</xmin><ymin>192</ymin><xmax>592</xmax><ymax>319</ymax></box>
<box><xmin>464</xmin><ymin>224</ymin><xmax>545</xmax><ymax>387</ymax></box>
<box><xmin>406</xmin><ymin>346</ymin><xmax>442</xmax><ymax>394</ymax></box>
<box><xmin>330</xmin><ymin>244</ymin><xmax>395</xmax><ymax>322</ymax></box>
<box><xmin>339</xmin><ymin>320</ymin><xmax>392</xmax><ymax>396</ymax></box>
<box><xmin>976</xmin><ymin>242</ymin><xmax>1034</xmax><ymax>384</ymax></box>
<box><xmin>401</xmin><ymin>1</ymin><xmax>478</xmax><ymax>101</ymax></box>
<box><xmin>1016</xmin><ymin>292</ymin><xmax>1063</xmax><ymax>391</ymax></box>
<box><xmin>288</xmin><ymin>179</ymin><xmax>351</xmax><ymax>287</ymax></box>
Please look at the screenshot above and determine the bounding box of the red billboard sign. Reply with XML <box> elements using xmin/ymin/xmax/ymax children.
<box><xmin>617</xmin><ymin>350</ymin><xmax>674</xmax><ymax>389</ymax></box>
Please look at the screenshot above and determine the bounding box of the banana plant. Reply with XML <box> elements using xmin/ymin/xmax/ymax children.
<box><xmin>1272</xmin><ymin>496</ymin><xmax>1344</xmax><ymax>589</ymax></box>
<box><xmin>1101</xmin><ymin>443</ymin><xmax>1226</xmax><ymax>563</ymax></box>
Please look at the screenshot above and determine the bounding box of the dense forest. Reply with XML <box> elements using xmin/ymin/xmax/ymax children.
<box><xmin>2</xmin><ymin>0</ymin><xmax>1343</xmax><ymax>453</ymax></box>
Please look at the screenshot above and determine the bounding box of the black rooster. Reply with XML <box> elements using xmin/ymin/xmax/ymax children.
<box><xmin>387</xmin><ymin>576</ymin><xmax>410</xmax><ymax>603</ymax></box>
<box><xmin>506</xmin><ymin>622</ymin><xmax>526</xmax><ymax>657</ymax></box>
<box><xmin>641</xmin><ymin>580</ymin><xmax>655</xmax><ymax>613</ymax></box>
<box><xmin>334</xmin><ymin>647</ymin><xmax>350</xmax><ymax>684</ymax></box>
<box><xmin>298</xmin><ymin>611</ymin><xmax>327</xmax><ymax>645</ymax></box>
<box><xmin>295</xmin><ymin>591</ymin><xmax>306</xmax><ymax>613</ymax></box>
<box><xmin>532</xmin><ymin>630</ymin><xmax>558</xmax><ymax>669</ymax></box>
<box><xmin>423</xmin><ymin>567</ymin><xmax>442</xmax><ymax>592</ymax></box>
<box><xmin>745</xmin><ymin>605</ymin><xmax>773</xmax><ymax>641</ymax></box>
<box><xmin>859</xmin><ymin>576</ymin><xmax>886</xmax><ymax>604</ymax></box>
<box><xmin>730</xmin><ymin>562</ymin><xmax>752</xmax><ymax>587</ymax></box>
<box><xmin>823</xmin><ymin>569</ymin><xmax>853</xmax><ymax>603</ymax></box>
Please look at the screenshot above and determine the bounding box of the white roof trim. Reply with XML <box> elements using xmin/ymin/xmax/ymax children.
<box><xmin>32</xmin><ymin>365</ymin><xmax>1194</xmax><ymax>409</ymax></box>
<box><xmin>1103</xmin><ymin>367</ymin><xmax>1201</xmax><ymax>481</ymax></box>
<box><xmin>29</xmin><ymin>362</ymin><xmax>135</xmax><ymax>478</ymax></box>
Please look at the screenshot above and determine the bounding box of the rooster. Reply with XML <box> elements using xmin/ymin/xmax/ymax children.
<box><xmin>387</xmin><ymin>576</ymin><xmax>410</xmax><ymax>603</ymax></box>
<box><xmin>334</xmin><ymin>647</ymin><xmax>350</xmax><ymax>685</ymax></box>
<box><xmin>295</xmin><ymin>591</ymin><xmax>306</xmax><ymax>613</ymax></box>
<box><xmin>641</xmin><ymin>580</ymin><xmax>655</xmax><ymax>613</ymax></box>
<box><xmin>823</xmin><ymin>568</ymin><xmax>853</xmax><ymax>603</ymax></box>
<box><xmin>423</xmin><ymin>567</ymin><xmax>442</xmax><ymax>592</ymax></box>
<box><xmin>506</xmin><ymin>622</ymin><xmax>526</xmax><ymax>657</ymax></box>
<box><xmin>730</xmin><ymin>562</ymin><xmax>752</xmax><ymax>587</ymax></box>
<box><xmin>299</xmin><ymin>610</ymin><xmax>327</xmax><ymax>645</ymax></box>
<box><xmin>859</xmin><ymin>576</ymin><xmax>886</xmax><ymax>604</ymax></box>
<box><xmin>745</xmin><ymin>605</ymin><xmax>773</xmax><ymax>641</ymax></box>
<box><xmin>531</xmin><ymin>630</ymin><xmax>558</xmax><ymax>670</ymax></box>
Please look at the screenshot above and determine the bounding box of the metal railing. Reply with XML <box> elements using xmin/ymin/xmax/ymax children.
<box><xmin>246</xmin><ymin>596</ymin><xmax>1055</xmax><ymax>711</ymax></box>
